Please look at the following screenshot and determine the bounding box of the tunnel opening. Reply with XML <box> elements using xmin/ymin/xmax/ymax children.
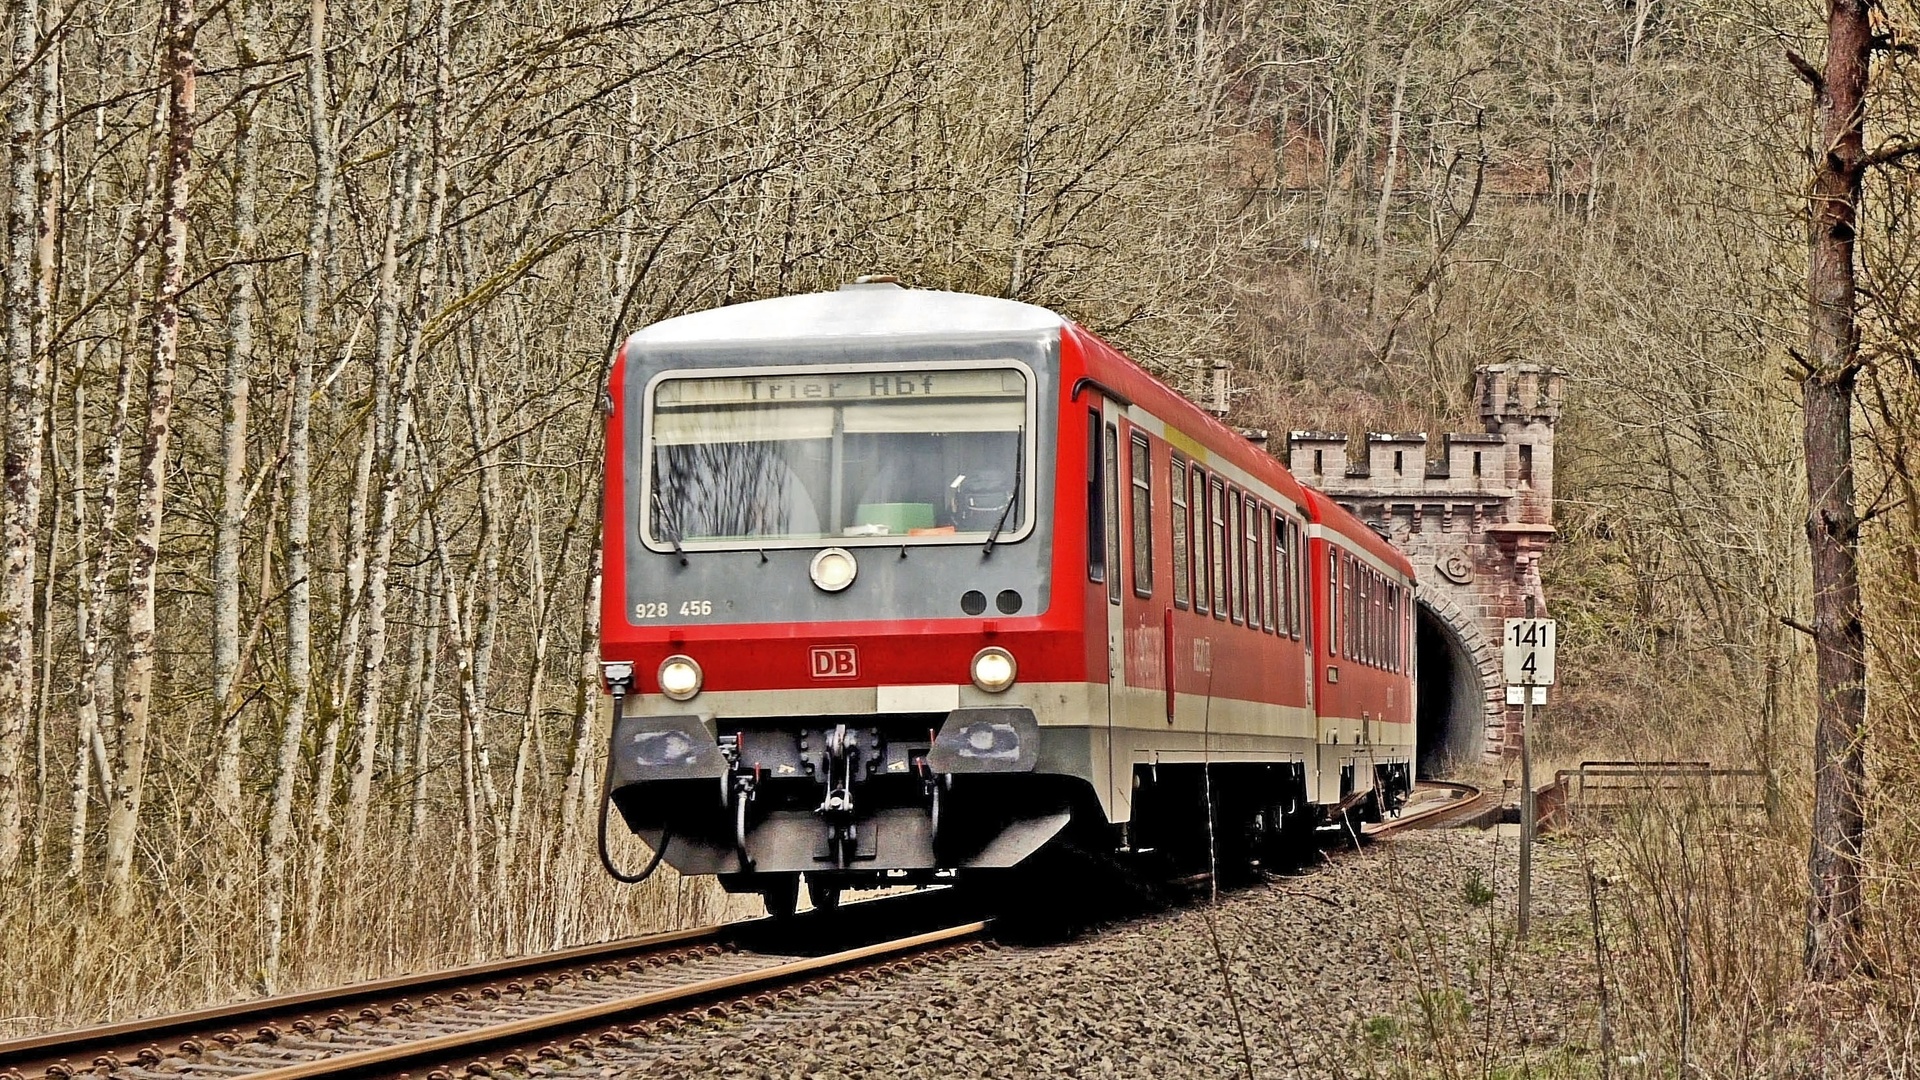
<box><xmin>1416</xmin><ymin>603</ymin><xmax>1484</xmax><ymax>777</ymax></box>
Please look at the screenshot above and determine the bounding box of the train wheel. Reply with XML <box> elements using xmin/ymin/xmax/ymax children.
<box><xmin>806</xmin><ymin>875</ymin><xmax>842</xmax><ymax>912</ymax></box>
<box><xmin>760</xmin><ymin>874</ymin><xmax>800</xmax><ymax>919</ymax></box>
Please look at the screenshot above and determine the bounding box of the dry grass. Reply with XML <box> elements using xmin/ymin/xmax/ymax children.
<box><xmin>1358</xmin><ymin>498</ymin><xmax>1920</xmax><ymax>1078</ymax></box>
<box><xmin>0</xmin><ymin>814</ymin><xmax>744</xmax><ymax>1038</ymax></box>
<box><xmin>1374</xmin><ymin>632</ymin><xmax>1920</xmax><ymax>1077</ymax></box>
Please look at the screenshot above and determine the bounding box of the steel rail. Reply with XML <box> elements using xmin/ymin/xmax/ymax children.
<box><xmin>240</xmin><ymin>922</ymin><xmax>991</xmax><ymax>1080</ymax></box>
<box><xmin>1364</xmin><ymin>780</ymin><xmax>1486</xmax><ymax>835</ymax></box>
<box><xmin>0</xmin><ymin>924</ymin><xmax>727</xmax><ymax>1080</ymax></box>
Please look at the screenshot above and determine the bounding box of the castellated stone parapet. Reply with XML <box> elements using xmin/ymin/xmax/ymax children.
<box><xmin>1288</xmin><ymin>364</ymin><xmax>1564</xmax><ymax>765</ymax></box>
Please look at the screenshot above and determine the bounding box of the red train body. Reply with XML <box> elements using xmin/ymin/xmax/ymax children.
<box><xmin>599</xmin><ymin>283</ymin><xmax>1413</xmax><ymax>910</ymax></box>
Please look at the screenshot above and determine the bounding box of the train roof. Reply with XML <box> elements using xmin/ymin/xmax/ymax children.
<box><xmin>621</xmin><ymin>284</ymin><xmax>1410</xmax><ymax>579</ymax></box>
<box><xmin>1303</xmin><ymin>487</ymin><xmax>1415</xmax><ymax>578</ymax></box>
<box><xmin>624</xmin><ymin>283</ymin><xmax>1065</xmax><ymax>349</ymax></box>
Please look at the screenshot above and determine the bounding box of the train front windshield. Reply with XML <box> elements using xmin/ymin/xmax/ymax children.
<box><xmin>645</xmin><ymin>365</ymin><xmax>1033</xmax><ymax>548</ymax></box>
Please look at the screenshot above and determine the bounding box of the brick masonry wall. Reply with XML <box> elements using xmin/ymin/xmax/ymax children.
<box><xmin>1288</xmin><ymin>364</ymin><xmax>1564</xmax><ymax>762</ymax></box>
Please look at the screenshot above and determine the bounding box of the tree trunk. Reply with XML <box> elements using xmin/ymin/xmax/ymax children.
<box><xmin>0</xmin><ymin>0</ymin><xmax>45</xmax><ymax>879</ymax></box>
<box><xmin>27</xmin><ymin>0</ymin><xmax>62</xmax><ymax>872</ymax></box>
<box><xmin>557</xmin><ymin>530</ymin><xmax>603</xmax><ymax>846</ymax></box>
<box><xmin>1008</xmin><ymin>4</ymin><xmax>1039</xmax><ymax>298</ymax></box>
<box><xmin>392</xmin><ymin>519</ymin><xmax>429</xmax><ymax>790</ymax></box>
<box><xmin>210</xmin><ymin>0</ymin><xmax>262</xmax><ymax>830</ymax></box>
<box><xmin>318</xmin><ymin>30</ymin><xmax>420</xmax><ymax>894</ymax></box>
<box><xmin>66</xmin><ymin>369</ymin><xmax>93</xmax><ymax>877</ymax></box>
<box><xmin>416</xmin><ymin>433</ymin><xmax>502</xmax><ymax>886</ymax></box>
<box><xmin>507</xmin><ymin>477</ymin><xmax>571</xmax><ymax>870</ymax></box>
<box><xmin>408</xmin><ymin>559</ymin><xmax>441</xmax><ymax>842</ymax></box>
<box><xmin>1368</xmin><ymin>39</ymin><xmax>1412</xmax><ymax>318</ymax></box>
<box><xmin>408</xmin><ymin>553</ymin><xmax>441</xmax><ymax>841</ymax></box>
<box><xmin>74</xmin><ymin>172</ymin><xmax>147</xmax><ymax>883</ymax></box>
<box><xmin>1797</xmin><ymin>0</ymin><xmax>1871</xmax><ymax>983</ymax></box>
<box><xmin>105</xmin><ymin>0</ymin><xmax>196</xmax><ymax>902</ymax></box>
<box><xmin>262</xmin><ymin>0</ymin><xmax>334</xmax><ymax>990</ymax></box>
<box><xmin>346</xmin><ymin>0</ymin><xmax>450</xmax><ymax>863</ymax></box>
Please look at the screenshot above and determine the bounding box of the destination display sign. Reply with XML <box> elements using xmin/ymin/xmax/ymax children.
<box><xmin>656</xmin><ymin>368</ymin><xmax>1025</xmax><ymax>408</ymax></box>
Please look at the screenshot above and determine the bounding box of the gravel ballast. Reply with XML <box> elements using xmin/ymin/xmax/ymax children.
<box><xmin>585</xmin><ymin>830</ymin><xmax>1599</xmax><ymax>1079</ymax></box>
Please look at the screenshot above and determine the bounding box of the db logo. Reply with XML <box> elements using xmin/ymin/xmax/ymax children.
<box><xmin>809</xmin><ymin>645</ymin><xmax>858</xmax><ymax>679</ymax></box>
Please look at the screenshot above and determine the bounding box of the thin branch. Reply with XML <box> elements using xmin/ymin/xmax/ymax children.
<box><xmin>1786</xmin><ymin>48</ymin><xmax>1825</xmax><ymax>91</ymax></box>
<box><xmin>1863</xmin><ymin>138</ymin><xmax>1920</xmax><ymax>168</ymax></box>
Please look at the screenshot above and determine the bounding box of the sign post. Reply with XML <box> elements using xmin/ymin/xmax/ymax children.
<box><xmin>1504</xmin><ymin>606</ymin><xmax>1556</xmax><ymax>940</ymax></box>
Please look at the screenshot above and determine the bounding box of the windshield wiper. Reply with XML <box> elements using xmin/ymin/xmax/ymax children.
<box><xmin>651</xmin><ymin>488</ymin><xmax>688</xmax><ymax>566</ymax></box>
<box><xmin>983</xmin><ymin>426</ymin><xmax>1024</xmax><ymax>556</ymax></box>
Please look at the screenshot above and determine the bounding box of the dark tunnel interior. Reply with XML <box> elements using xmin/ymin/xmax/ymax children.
<box><xmin>1416</xmin><ymin>604</ymin><xmax>1484</xmax><ymax>777</ymax></box>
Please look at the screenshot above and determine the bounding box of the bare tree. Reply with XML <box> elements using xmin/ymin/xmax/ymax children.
<box><xmin>0</xmin><ymin>0</ymin><xmax>47</xmax><ymax>879</ymax></box>
<box><xmin>104</xmin><ymin>0</ymin><xmax>197</xmax><ymax>900</ymax></box>
<box><xmin>262</xmin><ymin>0</ymin><xmax>336</xmax><ymax>988</ymax></box>
<box><xmin>1789</xmin><ymin>0</ymin><xmax>1872</xmax><ymax>982</ymax></box>
<box><xmin>209</xmin><ymin>0</ymin><xmax>263</xmax><ymax>832</ymax></box>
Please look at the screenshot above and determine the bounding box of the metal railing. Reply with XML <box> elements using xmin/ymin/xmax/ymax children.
<box><xmin>1541</xmin><ymin>760</ymin><xmax>1771</xmax><ymax>825</ymax></box>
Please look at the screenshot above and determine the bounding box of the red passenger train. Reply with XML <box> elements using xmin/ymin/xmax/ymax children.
<box><xmin>598</xmin><ymin>281</ymin><xmax>1414</xmax><ymax>912</ymax></box>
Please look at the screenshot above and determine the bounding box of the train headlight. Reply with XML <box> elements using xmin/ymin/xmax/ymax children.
<box><xmin>657</xmin><ymin>655</ymin><xmax>703</xmax><ymax>701</ymax></box>
<box><xmin>809</xmin><ymin>547</ymin><xmax>858</xmax><ymax>592</ymax></box>
<box><xmin>970</xmin><ymin>647</ymin><xmax>1017</xmax><ymax>693</ymax></box>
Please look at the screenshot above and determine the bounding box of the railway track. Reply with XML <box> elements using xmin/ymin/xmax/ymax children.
<box><xmin>6</xmin><ymin>782</ymin><xmax>1487</xmax><ymax>1080</ymax></box>
<box><xmin>0</xmin><ymin>893</ymin><xmax>988</xmax><ymax>1080</ymax></box>
<box><xmin>1365</xmin><ymin>780</ymin><xmax>1489</xmax><ymax>835</ymax></box>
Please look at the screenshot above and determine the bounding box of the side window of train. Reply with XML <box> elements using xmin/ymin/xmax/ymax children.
<box><xmin>1251</xmin><ymin>495</ymin><xmax>1267</xmax><ymax>626</ymax></box>
<box><xmin>1130</xmin><ymin>433</ymin><xmax>1152</xmax><ymax>597</ymax></box>
<box><xmin>1086</xmin><ymin>410</ymin><xmax>1105</xmax><ymax>585</ymax></box>
<box><xmin>1404</xmin><ymin>587</ymin><xmax>1413</xmax><ymax>673</ymax></box>
<box><xmin>1357</xmin><ymin>568</ymin><xmax>1368</xmax><ymax>665</ymax></box>
<box><xmin>1406</xmin><ymin>587</ymin><xmax>1414</xmax><ymax>673</ymax></box>
<box><xmin>1382</xmin><ymin>572</ymin><xmax>1397</xmax><ymax>664</ymax></box>
<box><xmin>1362</xmin><ymin>571</ymin><xmax>1374</xmax><ymax>666</ymax></box>
<box><xmin>1191</xmin><ymin>467</ymin><xmax>1210</xmax><ymax>615</ymax></box>
<box><xmin>1235</xmin><ymin>494</ymin><xmax>1251</xmax><ymax>628</ymax></box>
<box><xmin>1344</xmin><ymin>555</ymin><xmax>1358</xmax><ymax>660</ymax></box>
<box><xmin>1326</xmin><ymin>547</ymin><xmax>1339</xmax><ymax>655</ymax></box>
<box><xmin>1373</xmin><ymin>573</ymin><xmax>1383</xmax><ymax>667</ymax></box>
<box><xmin>1388</xmin><ymin>583</ymin><xmax>1401</xmax><ymax>672</ymax></box>
<box><xmin>1209</xmin><ymin>477</ymin><xmax>1228</xmax><ymax>621</ymax></box>
<box><xmin>1226</xmin><ymin>489</ymin><xmax>1243</xmax><ymax>624</ymax></box>
<box><xmin>1383</xmin><ymin>577</ymin><xmax>1393</xmax><ymax>668</ymax></box>
<box><xmin>1255</xmin><ymin>505</ymin><xmax>1273</xmax><ymax>633</ymax></box>
<box><xmin>1402</xmin><ymin>585</ymin><xmax>1412</xmax><ymax>673</ymax></box>
<box><xmin>1358</xmin><ymin>563</ymin><xmax>1369</xmax><ymax>663</ymax></box>
<box><xmin>1293</xmin><ymin>521</ymin><xmax>1306</xmax><ymax>643</ymax></box>
<box><xmin>1273</xmin><ymin>513</ymin><xmax>1289</xmax><ymax>636</ymax></box>
<box><xmin>1265</xmin><ymin>513</ymin><xmax>1278</xmax><ymax>634</ymax></box>
<box><xmin>1369</xmin><ymin>571</ymin><xmax>1381</xmax><ymax>666</ymax></box>
<box><xmin>1170</xmin><ymin>457</ymin><xmax>1189</xmax><ymax>608</ymax></box>
<box><xmin>1361</xmin><ymin>567</ymin><xmax>1370</xmax><ymax>661</ymax></box>
<box><xmin>1104</xmin><ymin>422</ymin><xmax>1121</xmax><ymax>604</ymax></box>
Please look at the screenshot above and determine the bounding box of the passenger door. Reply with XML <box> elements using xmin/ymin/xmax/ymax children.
<box><xmin>1087</xmin><ymin>401</ymin><xmax>1125</xmax><ymax>816</ymax></box>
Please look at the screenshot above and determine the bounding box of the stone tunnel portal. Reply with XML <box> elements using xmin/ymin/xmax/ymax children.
<box><xmin>1416</xmin><ymin>602</ymin><xmax>1486</xmax><ymax>776</ymax></box>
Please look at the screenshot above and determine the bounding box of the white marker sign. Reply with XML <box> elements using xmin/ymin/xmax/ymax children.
<box><xmin>1503</xmin><ymin>618</ymin><xmax>1557</xmax><ymax>686</ymax></box>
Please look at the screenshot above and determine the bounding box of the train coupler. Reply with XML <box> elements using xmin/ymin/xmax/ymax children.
<box><xmin>815</xmin><ymin>723</ymin><xmax>860</xmax><ymax>867</ymax></box>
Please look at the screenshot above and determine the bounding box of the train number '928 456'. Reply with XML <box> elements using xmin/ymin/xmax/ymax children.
<box><xmin>594</xmin><ymin>280</ymin><xmax>1415</xmax><ymax>917</ymax></box>
<box><xmin>632</xmin><ymin>600</ymin><xmax>712</xmax><ymax>620</ymax></box>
